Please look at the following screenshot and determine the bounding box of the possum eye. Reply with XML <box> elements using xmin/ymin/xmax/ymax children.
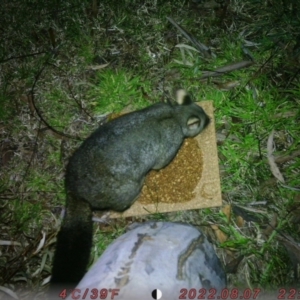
<box><xmin>187</xmin><ymin>116</ymin><xmax>200</xmax><ymax>130</ymax></box>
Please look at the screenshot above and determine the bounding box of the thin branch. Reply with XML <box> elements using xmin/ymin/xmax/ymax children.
<box><xmin>28</xmin><ymin>51</ymin><xmax>82</xmax><ymax>141</ymax></box>
<box><xmin>230</xmin><ymin>48</ymin><xmax>278</xmax><ymax>101</ymax></box>
<box><xmin>0</xmin><ymin>51</ymin><xmax>46</xmax><ymax>64</ymax></box>
<box><xmin>199</xmin><ymin>60</ymin><xmax>254</xmax><ymax>79</ymax></box>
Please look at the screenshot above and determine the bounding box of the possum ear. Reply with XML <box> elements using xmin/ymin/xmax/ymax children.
<box><xmin>176</xmin><ymin>89</ymin><xmax>193</xmax><ymax>105</ymax></box>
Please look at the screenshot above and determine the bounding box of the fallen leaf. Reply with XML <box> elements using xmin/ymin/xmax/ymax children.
<box><xmin>175</xmin><ymin>43</ymin><xmax>200</xmax><ymax>52</ymax></box>
<box><xmin>0</xmin><ymin>240</ymin><xmax>21</xmax><ymax>246</ymax></box>
<box><xmin>275</xmin><ymin>146</ymin><xmax>300</xmax><ymax>164</ymax></box>
<box><xmin>232</xmin><ymin>205</ymin><xmax>262</xmax><ymax>223</ymax></box>
<box><xmin>33</xmin><ymin>231</ymin><xmax>46</xmax><ymax>255</ymax></box>
<box><xmin>211</xmin><ymin>224</ymin><xmax>228</xmax><ymax>243</ymax></box>
<box><xmin>267</xmin><ymin>130</ymin><xmax>285</xmax><ymax>183</ymax></box>
<box><xmin>236</xmin><ymin>216</ymin><xmax>245</xmax><ymax>228</ymax></box>
<box><xmin>0</xmin><ymin>286</ymin><xmax>19</xmax><ymax>299</ymax></box>
<box><xmin>212</xmin><ymin>80</ymin><xmax>240</xmax><ymax>91</ymax></box>
<box><xmin>262</xmin><ymin>214</ymin><xmax>277</xmax><ymax>236</ymax></box>
<box><xmin>87</xmin><ymin>63</ymin><xmax>110</xmax><ymax>70</ymax></box>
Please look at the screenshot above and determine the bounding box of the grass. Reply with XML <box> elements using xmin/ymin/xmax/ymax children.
<box><xmin>0</xmin><ymin>0</ymin><xmax>300</xmax><ymax>298</ymax></box>
<box><xmin>87</xmin><ymin>69</ymin><xmax>152</xmax><ymax>113</ymax></box>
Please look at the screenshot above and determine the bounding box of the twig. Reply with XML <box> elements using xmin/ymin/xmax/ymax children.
<box><xmin>0</xmin><ymin>51</ymin><xmax>46</xmax><ymax>64</ymax></box>
<box><xmin>279</xmin><ymin>183</ymin><xmax>300</xmax><ymax>192</ymax></box>
<box><xmin>29</xmin><ymin>51</ymin><xmax>82</xmax><ymax>141</ymax></box>
<box><xmin>230</xmin><ymin>49</ymin><xmax>278</xmax><ymax>101</ymax></box>
<box><xmin>275</xmin><ymin>146</ymin><xmax>300</xmax><ymax>164</ymax></box>
<box><xmin>66</xmin><ymin>79</ymin><xmax>95</xmax><ymax>122</ymax></box>
<box><xmin>199</xmin><ymin>61</ymin><xmax>253</xmax><ymax>79</ymax></box>
<box><xmin>45</xmin><ymin>61</ymin><xmax>95</xmax><ymax>121</ymax></box>
<box><xmin>267</xmin><ymin>130</ymin><xmax>285</xmax><ymax>183</ymax></box>
<box><xmin>285</xmin><ymin>67</ymin><xmax>300</xmax><ymax>88</ymax></box>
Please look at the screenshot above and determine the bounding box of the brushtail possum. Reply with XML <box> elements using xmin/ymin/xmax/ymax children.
<box><xmin>50</xmin><ymin>89</ymin><xmax>210</xmax><ymax>292</ymax></box>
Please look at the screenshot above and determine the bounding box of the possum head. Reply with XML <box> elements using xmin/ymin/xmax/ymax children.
<box><xmin>175</xmin><ymin>89</ymin><xmax>210</xmax><ymax>137</ymax></box>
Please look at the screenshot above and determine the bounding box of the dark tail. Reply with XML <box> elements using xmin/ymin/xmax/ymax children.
<box><xmin>49</xmin><ymin>195</ymin><xmax>93</xmax><ymax>298</ymax></box>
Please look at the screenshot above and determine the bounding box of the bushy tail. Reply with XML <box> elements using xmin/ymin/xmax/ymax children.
<box><xmin>49</xmin><ymin>195</ymin><xmax>93</xmax><ymax>298</ymax></box>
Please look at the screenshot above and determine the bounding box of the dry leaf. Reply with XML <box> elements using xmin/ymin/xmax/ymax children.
<box><xmin>222</xmin><ymin>204</ymin><xmax>231</xmax><ymax>221</ymax></box>
<box><xmin>213</xmin><ymin>80</ymin><xmax>240</xmax><ymax>91</ymax></box>
<box><xmin>0</xmin><ymin>240</ymin><xmax>21</xmax><ymax>246</ymax></box>
<box><xmin>232</xmin><ymin>205</ymin><xmax>262</xmax><ymax>222</ymax></box>
<box><xmin>42</xmin><ymin>276</ymin><xmax>51</xmax><ymax>286</ymax></box>
<box><xmin>273</xmin><ymin>111</ymin><xmax>297</xmax><ymax>119</ymax></box>
<box><xmin>33</xmin><ymin>231</ymin><xmax>46</xmax><ymax>255</ymax></box>
<box><xmin>211</xmin><ymin>224</ymin><xmax>228</xmax><ymax>243</ymax></box>
<box><xmin>275</xmin><ymin>146</ymin><xmax>300</xmax><ymax>164</ymax></box>
<box><xmin>88</xmin><ymin>63</ymin><xmax>110</xmax><ymax>70</ymax></box>
<box><xmin>0</xmin><ymin>286</ymin><xmax>19</xmax><ymax>299</ymax></box>
<box><xmin>267</xmin><ymin>130</ymin><xmax>285</xmax><ymax>183</ymax></box>
<box><xmin>262</xmin><ymin>214</ymin><xmax>277</xmax><ymax>236</ymax></box>
<box><xmin>175</xmin><ymin>43</ymin><xmax>200</xmax><ymax>52</ymax></box>
<box><xmin>236</xmin><ymin>216</ymin><xmax>245</xmax><ymax>228</ymax></box>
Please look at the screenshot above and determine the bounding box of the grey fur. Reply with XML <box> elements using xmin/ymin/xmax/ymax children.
<box><xmin>65</xmin><ymin>90</ymin><xmax>210</xmax><ymax>212</ymax></box>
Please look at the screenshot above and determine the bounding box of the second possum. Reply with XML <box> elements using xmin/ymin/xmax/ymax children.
<box><xmin>50</xmin><ymin>89</ymin><xmax>210</xmax><ymax>290</ymax></box>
